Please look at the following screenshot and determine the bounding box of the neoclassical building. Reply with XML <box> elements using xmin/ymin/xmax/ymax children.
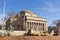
<box><xmin>6</xmin><ymin>10</ymin><xmax>48</xmax><ymax>32</ymax></box>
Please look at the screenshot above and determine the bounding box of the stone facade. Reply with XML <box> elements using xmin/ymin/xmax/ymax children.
<box><xmin>57</xmin><ymin>22</ymin><xmax>60</xmax><ymax>35</ymax></box>
<box><xmin>6</xmin><ymin>10</ymin><xmax>48</xmax><ymax>32</ymax></box>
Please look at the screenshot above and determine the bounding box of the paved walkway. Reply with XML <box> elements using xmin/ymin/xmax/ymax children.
<box><xmin>0</xmin><ymin>36</ymin><xmax>60</xmax><ymax>40</ymax></box>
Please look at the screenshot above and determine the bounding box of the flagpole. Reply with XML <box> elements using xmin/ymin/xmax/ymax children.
<box><xmin>2</xmin><ymin>0</ymin><xmax>6</xmax><ymax>30</ymax></box>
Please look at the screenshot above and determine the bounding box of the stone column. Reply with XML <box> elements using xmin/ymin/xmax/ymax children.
<box><xmin>26</xmin><ymin>22</ymin><xmax>28</xmax><ymax>31</ymax></box>
<box><xmin>38</xmin><ymin>23</ymin><xmax>39</xmax><ymax>31</ymax></box>
<box><xmin>45</xmin><ymin>23</ymin><xmax>48</xmax><ymax>31</ymax></box>
<box><xmin>30</xmin><ymin>22</ymin><xmax>32</xmax><ymax>29</ymax></box>
<box><xmin>43</xmin><ymin>23</ymin><xmax>44</xmax><ymax>31</ymax></box>
<box><xmin>40</xmin><ymin>23</ymin><xmax>43</xmax><ymax>31</ymax></box>
<box><xmin>29</xmin><ymin>22</ymin><xmax>31</xmax><ymax>30</ymax></box>
<box><xmin>38</xmin><ymin>23</ymin><xmax>40</xmax><ymax>31</ymax></box>
<box><xmin>39</xmin><ymin>23</ymin><xmax>41</xmax><ymax>31</ymax></box>
<box><xmin>36</xmin><ymin>23</ymin><xmax>38</xmax><ymax>31</ymax></box>
<box><xmin>42</xmin><ymin>23</ymin><xmax>44</xmax><ymax>31</ymax></box>
<box><xmin>34</xmin><ymin>23</ymin><xmax>36</xmax><ymax>31</ymax></box>
<box><xmin>37</xmin><ymin>23</ymin><xmax>39</xmax><ymax>31</ymax></box>
<box><xmin>33</xmin><ymin>22</ymin><xmax>34</xmax><ymax>30</ymax></box>
<box><xmin>28</xmin><ymin>22</ymin><xmax>30</xmax><ymax>30</ymax></box>
<box><xmin>31</xmin><ymin>22</ymin><xmax>33</xmax><ymax>30</ymax></box>
<box><xmin>43</xmin><ymin>23</ymin><xmax>46</xmax><ymax>31</ymax></box>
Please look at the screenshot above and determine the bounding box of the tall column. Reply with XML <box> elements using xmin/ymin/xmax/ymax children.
<box><xmin>43</xmin><ymin>23</ymin><xmax>46</xmax><ymax>31</ymax></box>
<box><xmin>44</xmin><ymin>23</ymin><xmax>45</xmax><ymax>31</ymax></box>
<box><xmin>25</xmin><ymin>22</ymin><xmax>26</xmax><ymax>31</ymax></box>
<box><xmin>28</xmin><ymin>22</ymin><xmax>30</xmax><ymax>30</ymax></box>
<box><xmin>39</xmin><ymin>23</ymin><xmax>41</xmax><ymax>31</ymax></box>
<box><xmin>36</xmin><ymin>23</ymin><xmax>38</xmax><ymax>31</ymax></box>
<box><xmin>34</xmin><ymin>22</ymin><xmax>36</xmax><ymax>31</ymax></box>
<box><xmin>34</xmin><ymin>23</ymin><xmax>36</xmax><ymax>31</ymax></box>
<box><xmin>43</xmin><ymin>23</ymin><xmax>44</xmax><ymax>31</ymax></box>
<box><xmin>38</xmin><ymin>23</ymin><xmax>40</xmax><ymax>31</ymax></box>
<box><xmin>31</xmin><ymin>22</ymin><xmax>33</xmax><ymax>30</ymax></box>
<box><xmin>40</xmin><ymin>23</ymin><xmax>43</xmax><ymax>31</ymax></box>
<box><xmin>37</xmin><ymin>23</ymin><xmax>39</xmax><ymax>31</ymax></box>
<box><xmin>32</xmin><ymin>22</ymin><xmax>33</xmax><ymax>30</ymax></box>
<box><xmin>30</xmin><ymin>22</ymin><xmax>32</xmax><ymax>30</ymax></box>
<box><xmin>29</xmin><ymin>22</ymin><xmax>31</xmax><ymax>30</ymax></box>
<box><xmin>33</xmin><ymin>22</ymin><xmax>34</xmax><ymax>30</ymax></box>
<box><xmin>35</xmin><ymin>23</ymin><xmax>37</xmax><ymax>31</ymax></box>
<box><xmin>36</xmin><ymin>23</ymin><xmax>37</xmax><ymax>31</ymax></box>
<box><xmin>26</xmin><ymin>22</ymin><xmax>28</xmax><ymax>31</ymax></box>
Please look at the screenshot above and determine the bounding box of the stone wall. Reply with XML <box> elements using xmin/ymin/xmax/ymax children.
<box><xmin>10</xmin><ymin>31</ymin><xmax>27</xmax><ymax>36</ymax></box>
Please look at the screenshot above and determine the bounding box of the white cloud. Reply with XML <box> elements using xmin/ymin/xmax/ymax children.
<box><xmin>41</xmin><ymin>1</ymin><xmax>60</xmax><ymax>13</ymax></box>
<box><xmin>35</xmin><ymin>1</ymin><xmax>60</xmax><ymax>13</ymax></box>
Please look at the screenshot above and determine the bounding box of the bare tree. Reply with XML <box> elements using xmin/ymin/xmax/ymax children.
<box><xmin>7</xmin><ymin>11</ymin><xmax>16</xmax><ymax>18</ymax></box>
<box><xmin>4</xmin><ymin>11</ymin><xmax>16</xmax><ymax>30</ymax></box>
<box><xmin>4</xmin><ymin>16</ymin><xmax>8</xmax><ymax>21</ymax></box>
<box><xmin>3</xmin><ymin>11</ymin><xmax>16</xmax><ymax>21</ymax></box>
<box><xmin>53</xmin><ymin>20</ymin><xmax>60</xmax><ymax>26</ymax></box>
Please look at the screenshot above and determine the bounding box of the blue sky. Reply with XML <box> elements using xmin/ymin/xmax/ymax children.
<box><xmin>0</xmin><ymin>0</ymin><xmax>60</xmax><ymax>26</ymax></box>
